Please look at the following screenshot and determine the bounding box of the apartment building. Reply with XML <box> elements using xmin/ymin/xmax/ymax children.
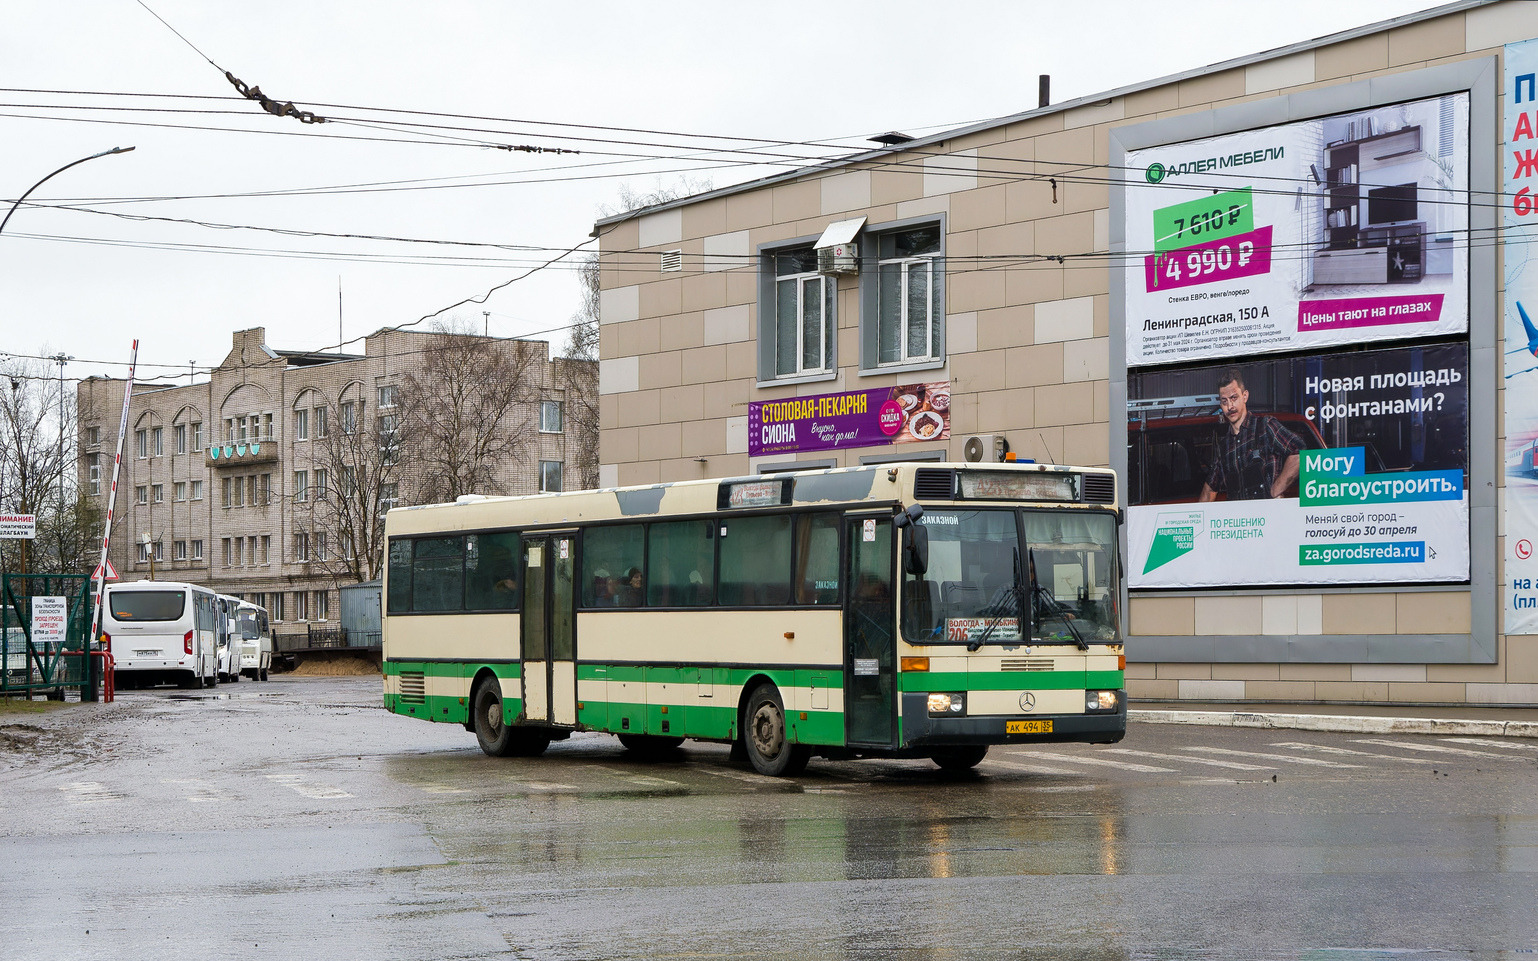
<box><xmin>78</xmin><ymin>326</ymin><xmax>592</xmax><ymax>644</ymax></box>
<box><xmin>592</xmin><ymin>0</ymin><xmax>1538</xmax><ymax>707</ymax></box>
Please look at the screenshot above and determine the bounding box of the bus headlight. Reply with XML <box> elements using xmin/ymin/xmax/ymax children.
<box><xmin>928</xmin><ymin>693</ymin><xmax>965</xmax><ymax>716</ymax></box>
<box><xmin>1085</xmin><ymin>690</ymin><xmax>1120</xmax><ymax>713</ymax></box>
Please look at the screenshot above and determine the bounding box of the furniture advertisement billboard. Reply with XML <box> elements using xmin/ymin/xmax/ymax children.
<box><xmin>1123</xmin><ymin>93</ymin><xmax>1469</xmax><ymax>367</ymax></box>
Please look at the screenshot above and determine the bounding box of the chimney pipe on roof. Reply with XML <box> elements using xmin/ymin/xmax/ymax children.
<box><xmin>1039</xmin><ymin>75</ymin><xmax>1050</xmax><ymax>109</ymax></box>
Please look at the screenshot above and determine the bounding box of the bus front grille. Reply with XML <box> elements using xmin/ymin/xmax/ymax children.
<box><xmin>399</xmin><ymin>671</ymin><xmax>426</xmax><ymax>703</ymax></box>
<box><xmin>1001</xmin><ymin>657</ymin><xmax>1055</xmax><ymax>672</ymax></box>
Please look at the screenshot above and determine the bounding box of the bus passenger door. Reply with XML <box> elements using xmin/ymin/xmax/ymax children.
<box><xmin>844</xmin><ymin>514</ymin><xmax>896</xmax><ymax>748</ymax></box>
<box><xmin>521</xmin><ymin>533</ymin><xmax>578</xmax><ymax>727</ymax></box>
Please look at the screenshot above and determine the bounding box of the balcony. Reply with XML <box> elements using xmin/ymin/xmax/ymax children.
<box><xmin>205</xmin><ymin>441</ymin><xmax>278</xmax><ymax>468</ymax></box>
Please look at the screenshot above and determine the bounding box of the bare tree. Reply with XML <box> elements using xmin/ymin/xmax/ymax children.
<box><xmin>396</xmin><ymin>326</ymin><xmax>542</xmax><ymax>503</ymax></box>
<box><xmin>561</xmin><ymin>255</ymin><xmax>601</xmax><ymax>490</ymax></box>
<box><xmin>304</xmin><ymin>396</ymin><xmax>397</xmax><ymax>585</ymax></box>
<box><xmin>0</xmin><ymin>360</ymin><xmax>77</xmax><ymax>575</ymax></box>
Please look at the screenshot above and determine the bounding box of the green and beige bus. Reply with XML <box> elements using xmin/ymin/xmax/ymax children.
<box><xmin>382</xmin><ymin>461</ymin><xmax>1125</xmax><ymax>776</ymax></box>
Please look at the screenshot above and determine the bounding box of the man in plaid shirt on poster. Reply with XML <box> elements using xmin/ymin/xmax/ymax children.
<box><xmin>1198</xmin><ymin>368</ymin><xmax>1303</xmax><ymax>501</ymax></box>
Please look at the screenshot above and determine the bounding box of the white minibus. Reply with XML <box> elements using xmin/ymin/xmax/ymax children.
<box><xmin>236</xmin><ymin>601</ymin><xmax>274</xmax><ymax>681</ymax></box>
<box><xmin>102</xmin><ymin>581</ymin><xmax>220</xmax><ymax>689</ymax></box>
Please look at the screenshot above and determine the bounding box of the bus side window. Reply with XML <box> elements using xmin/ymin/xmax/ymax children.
<box><xmin>718</xmin><ymin>515</ymin><xmax>791</xmax><ymax>606</ymax></box>
<box><xmin>582</xmin><ymin>524</ymin><xmax>645</xmax><ymax>607</ymax></box>
<box><xmin>793</xmin><ymin>513</ymin><xmax>841</xmax><ymax>605</ymax></box>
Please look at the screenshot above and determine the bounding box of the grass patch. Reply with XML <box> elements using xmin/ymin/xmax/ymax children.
<box><xmin>0</xmin><ymin>696</ymin><xmax>73</xmax><ymax>716</ymax></box>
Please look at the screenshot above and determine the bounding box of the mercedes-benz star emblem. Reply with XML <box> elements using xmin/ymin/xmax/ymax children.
<box><xmin>1019</xmin><ymin>692</ymin><xmax>1036</xmax><ymax>711</ymax></box>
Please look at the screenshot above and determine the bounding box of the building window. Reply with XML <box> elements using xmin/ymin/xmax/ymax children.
<box><xmin>294</xmin><ymin>470</ymin><xmax>308</xmax><ymax>502</ymax></box>
<box><xmin>233</xmin><ymin>538</ymin><xmax>243</xmax><ymax>566</ymax></box>
<box><xmin>262</xmin><ymin>413</ymin><xmax>273</xmax><ymax>441</ymax></box>
<box><xmin>152</xmin><ymin>427</ymin><xmax>163</xmax><ymax>457</ymax></box>
<box><xmin>260</xmin><ymin>473</ymin><xmax>271</xmax><ymax>505</ymax></box>
<box><xmin>539</xmin><ymin>460</ymin><xmax>563</xmax><ymax>493</ymax></box>
<box><xmin>377</xmin><ymin>384</ymin><xmax>397</xmax><ymax>408</ymax></box>
<box><xmin>136</xmin><ymin>485</ymin><xmax>148</xmax><ymax>505</ymax></box>
<box><xmin>295</xmin><ymin>532</ymin><xmax>309</xmax><ymax>562</ymax></box>
<box><xmin>174</xmin><ymin>540</ymin><xmax>187</xmax><ymax>561</ymax></box>
<box><xmin>378</xmin><ymin>482</ymin><xmax>398</xmax><ymax>516</ymax></box>
<box><xmin>313</xmin><ymin>406</ymin><xmax>327</xmax><ymax>438</ymax></box>
<box><xmin>191</xmin><ymin>422</ymin><xmax>202</xmax><ymax>451</ymax></box>
<box><xmin>173</xmin><ymin>482</ymin><xmax>185</xmax><ymax>502</ymax></box>
<box><xmin>340</xmin><ymin>401</ymin><xmax>357</xmax><ymax>434</ymax></box>
<box><xmin>867</xmin><ymin>222</ymin><xmax>944</xmax><ymax>369</ymax></box>
<box><xmin>173</xmin><ymin>424</ymin><xmax>186</xmax><ymax>454</ymax></box>
<box><xmin>191</xmin><ymin>539</ymin><xmax>203</xmax><ymax>561</ymax></box>
<box><xmin>86</xmin><ymin>426</ymin><xmax>99</xmax><ymax>446</ymax></box>
<box><xmin>247</xmin><ymin>536</ymin><xmax>258</xmax><ymax>565</ymax></box>
<box><xmin>154</xmin><ymin>540</ymin><xmax>163</xmax><ymax>561</ymax></box>
<box><xmin>316</xmin><ymin>590</ymin><xmax>330</xmax><ymax>621</ymax></box>
<box><xmin>222</xmin><ymin>538</ymin><xmax>232</xmax><ymax>567</ymax></box>
<box><xmin>759</xmin><ymin>246</ymin><xmax>835</xmax><ymax>380</ymax></box>
<box><xmin>135</xmin><ymin>430</ymin><xmax>147</xmax><ymax>459</ymax></box>
<box><xmin>190</xmin><ymin>480</ymin><xmax>203</xmax><ymax>501</ymax></box>
<box><xmin>295</xmin><ymin>590</ymin><xmax>309</xmax><ymax>621</ymax></box>
<box><xmin>232</xmin><ymin>476</ymin><xmax>244</xmax><ymax>508</ymax></box>
<box><xmin>313</xmin><ymin>469</ymin><xmax>327</xmax><ymax>500</ymax></box>
<box><xmin>270</xmin><ymin>592</ymin><xmax>283</xmax><ymax>621</ymax></box>
<box><xmin>540</xmin><ymin>400</ymin><xmax>563</xmax><ymax>433</ymax></box>
<box><xmin>379</xmin><ymin>413</ymin><xmax>400</xmax><ymax>466</ymax></box>
<box><xmin>316</xmin><ymin>531</ymin><xmax>328</xmax><ymax>561</ymax></box>
<box><xmin>246</xmin><ymin>476</ymin><xmax>257</xmax><ymax>507</ymax></box>
<box><xmin>261</xmin><ymin>535</ymin><xmax>270</xmax><ymax>565</ymax></box>
<box><xmin>341</xmin><ymin>466</ymin><xmax>357</xmax><ymax>497</ymax></box>
<box><xmin>87</xmin><ymin>455</ymin><xmax>101</xmax><ymax>496</ymax></box>
<box><xmin>151</xmin><ymin>483</ymin><xmax>163</xmax><ymax>504</ymax></box>
<box><xmin>295</xmin><ymin>408</ymin><xmax>308</xmax><ymax>441</ymax></box>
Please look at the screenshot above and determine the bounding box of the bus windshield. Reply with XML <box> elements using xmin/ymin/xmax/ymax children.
<box><xmin>109</xmin><ymin>590</ymin><xmax>187</xmax><ymax>622</ymax></box>
<box><xmin>902</xmin><ymin>509</ymin><xmax>1119</xmax><ymax>646</ymax></box>
<box><xmin>237</xmin><ymin>613</ymin><xmax>262</xmax><ymax>639</ymax></box>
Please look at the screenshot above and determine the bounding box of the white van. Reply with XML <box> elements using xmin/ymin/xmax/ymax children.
<box><xmin>102</xmin><ymin>581</ymin><xmax>219</xmax><ymax>689</ymax></box>
<box><xmin>236</xmin><ymin>601</ymin><xmax>273</xmax><ymax>681</ymax></box>
<box><xmin>215</xmin><ymin>594</ymin><xmax>242</xmax><ymax>683</ymax></box>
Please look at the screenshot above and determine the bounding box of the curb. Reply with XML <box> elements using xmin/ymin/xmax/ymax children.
<box><xmin>1130</xmin><ymin>709</ymin><xmax>1538</xmax><ymax>739</ymax></box>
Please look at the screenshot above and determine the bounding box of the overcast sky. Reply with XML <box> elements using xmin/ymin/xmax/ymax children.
<box><xmin>0</xmin><ymin>0</ymin><xmax>1452</xmax><ymax>386</ymax></box>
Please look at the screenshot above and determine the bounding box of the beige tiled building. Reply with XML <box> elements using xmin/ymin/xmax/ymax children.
<box><xmin>594</xmin><ymin>0</ymin><xmax>1538</xmax><ymax>707</ymax></box>
<box><xmin>78</xmin><ymin>327</ymin><xmax>590</xmax><ymax>646</ymax></box>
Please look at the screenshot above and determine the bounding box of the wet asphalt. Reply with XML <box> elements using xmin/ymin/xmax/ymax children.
<box><xmin>2</xmin><ymin>676</ymin><xmax>1536</xmax><ymax>960</ymax></box>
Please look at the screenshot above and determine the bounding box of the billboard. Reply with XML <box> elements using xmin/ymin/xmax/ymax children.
<box><xmin>748</xmin><ymin>382</ymin><xmax>950</xmax><ymax>458</ymax></box>
<box><xmin>1505</xmin><ymin>39</ymin><xmax>1538</xmax><ymax>632</ymax></box>
<box><xmin>1124</xmin><ymin>93</ymin><xmax>1469</xmax><ymax>366</ymax></box>
<box><xmin>1126</xmin><ymin>343</ymin><xmax>1469</xmax><ymax>588</ymax></box>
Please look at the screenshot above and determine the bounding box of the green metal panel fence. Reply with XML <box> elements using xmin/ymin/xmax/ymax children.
<box><xmin>1</xmin><ymin>573</ymin><xmax>96</xmax><ymax>699</ymax></box>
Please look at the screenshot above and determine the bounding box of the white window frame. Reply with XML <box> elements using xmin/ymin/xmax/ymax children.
<box><xmin>377</xmin><ymin>384</ymin><xmax>397</xmax><ymax>409</ymax></box>
<box><xmin>174</xmin><ymin>540</ymin><xmax>187</xmax><ymax>561</ymax></box>
<box><xmin>191</xmin><ymin>422</ymin><xmax>202</xmax><ymax>451</ymax></box>
<box><xmin>540</xmin><ymin>400</ymin><xmax>563</xmax><ymax>433</ymax></box>
<box><xmin>295</xmin><ymin>532</ymin><xmax>309</xmax><ymax>562</ymax></box>
<box><xmin>135</xmin><ymin>430</ymin><xmax>147</xmax><ymax>459</ymax></box>
<box><xmin>295</xmin><ymin>407</ymin><xmax>308</xmax><ymax>441</ymax></box>
<box><xmin>152</xmin><ymin>427</ymin><xmax>163</xmax><ymax>457</ymax></box>
<box><xmin>294</xmin><ymin>470</ymin><xmax>308</xmax><ymax>502</ymax></box>
<box><xmin>539</xmin><ymin>460</ymin><xmax>563</xmax><ymax>493</ymax></box>
<box><xmin>191</xmin><ymin>539</ymin><xmax>203</xmax><ymax>561</ymax></box>
<box><xmin>88</xmin><ymin>455</ymin><xmax>101</xmax><ymax>496</ymax></box>
<box><xmin>758</xmin><ymin>242</ymin><xmax>836</xmax><ymax>383</ymax></box>
<box><xmin>859</xmin><ymin>216</ymin><xmax>947</xmax><ymax>374</ymax></box>
<box><xmin>173</xmin><ymin>424</ymin><xmax>186</xmax><ymax>455</ymax></box>
<box><xmin>190</xmin><ymin>480</ymin><xmax>203</xmax><ymax>501</ymax></box>
<box><xmin>151</xmin><ymin>483</ymin><xmax>163</xmax><ymax>504</ymax></box>
<box><xmin>136</xmin><ymin>485</ymin><xmax>148</xmax><ymax>505</ymax></box>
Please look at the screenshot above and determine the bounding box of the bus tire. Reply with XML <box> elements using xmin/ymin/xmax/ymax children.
<box><xmin>473</xmin><ymin>682</ymin><xmax>517</xmax><ymax>757</ymax></box>
<box><xmin>617</xmin><ymin>733</ymin><xmax>684</xmax><ymax>756</ymax></box>
<box><xmin>931</xmin><ymin>746</ymin><xmax>988</xmax><ymax>771</ymax></box>
<box><xmin>259</xmin><ymin>666</ymin><xmax>268</xmax><ymax>681</ymax></box>
<box><xmin>179</xmin><ymin>671</ymin><xmax>200</xmax><ymax>690</ymax></box>
<box><xmin>742</xmin><ymin>683</ymin><xmax>810</xmax><ymax>777</ymax></box>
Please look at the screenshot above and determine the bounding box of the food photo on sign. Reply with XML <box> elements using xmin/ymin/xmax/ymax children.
<box><xmin>888</xmin><ymin>382</ymin><xmax>951</xmax><ymax>444</ymax></box>
<box><xmin>747</xmin><ymin>382</ymin><xmax>951</xmax><ymax>457</ymax></box>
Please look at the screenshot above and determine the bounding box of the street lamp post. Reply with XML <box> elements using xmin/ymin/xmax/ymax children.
<box><xmin>0</xmin><ymin>146</ymin><xmax>136</xmax><ymax>238</ymax></box>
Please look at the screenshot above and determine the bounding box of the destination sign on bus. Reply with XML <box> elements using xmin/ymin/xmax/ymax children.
<box><xmin>959</xmin><ymin>472</ymin><xmax>1077</xmax><ymax>502</ymax></box>
<box><xmin>722</xmin><ymin>479</ymin><xmax>788</xmax><ymax>509</ymax></box>
<box><xmin>946</xmin><ymin>617</ymin><xmax>1022</xmax><ymax>642</ymax></box>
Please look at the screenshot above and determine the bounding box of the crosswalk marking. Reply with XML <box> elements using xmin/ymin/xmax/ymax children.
<box><xmin>264</xmin><ymin>773</ymin><xmax>353</xmax><ymax>799</ymax></box>
<box><xmin>1103</xmin><ymin>748</ymin><xmax>1274</xmax><ymax>771</ymax></box>
<box><xmin>163</xmin><ymin>777</ymin><xmax>231</xmax><ymax>802</ymax></box>
<box><xmin>1025</xmin><ymin>751</ymin><xmax>1176</xmax><ymax>773</ymax></box>
<box><xmin>1269</xmin><ymin>742</ymin><xmax>1437</xmax><ymax>764</ymax></box>
<box><xmin>59</xmin><ymin>781</ymin><xmax>121</xmax><ymax>804</ymax></box>
<box><xmin>1441</xmin><ymin>737</ymin><xmax>1538</xmax><ymax>753</ymax></box>
<box><xmin>1352</xmin><ymin>738</ymin><xmax>1527</xmax><ymax>760</ymax></box>
<box><xmin>982</xmin><ymin>757</ymin><xmax>1084</xmax><ymax>776</ymax></box>
<box><xmin>1187</xmin><ymin>747</ymin><xmax>1361</xmax><ymax>768</ymax></box>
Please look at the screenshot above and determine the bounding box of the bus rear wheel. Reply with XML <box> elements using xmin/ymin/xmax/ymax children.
<box><xmin>742</xmin><ymin>683</ymin><xmax>810</xmax><ymax>777</ymax></box>
<box><xmin>931</xmin><ymin>746</ymin><xmax>989</xmax><ymax>771</ymax></box>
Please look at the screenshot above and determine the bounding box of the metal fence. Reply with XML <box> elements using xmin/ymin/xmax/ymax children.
<box><xmin>1</xmin><ymin>573</ymin><xmax>97</xmax><ymax>700</ymax></box>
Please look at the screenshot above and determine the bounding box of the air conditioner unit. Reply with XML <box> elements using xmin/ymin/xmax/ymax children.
<box><xmin>816</xmin><ymin>243</ymin><xmax>859</xmax><ymax>275</ymax></box>
<box><xmin>962</xmin><ymin>434</ymin><xmax>1009</xmax><ymax>463</ymax></box>
<box><xmin>813</xmin><ymin>216</ymin><xmax>866</xmax><ymax>276</ymax></box>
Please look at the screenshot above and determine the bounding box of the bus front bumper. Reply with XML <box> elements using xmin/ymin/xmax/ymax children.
<box><xmin>899</xmin><ymin>692</ymin><xmax>1126</xmax><ymax>747</ymax></box>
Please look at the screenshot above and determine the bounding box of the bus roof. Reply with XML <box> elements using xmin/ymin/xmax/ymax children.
<box><xmin>385</xmin><ymin>461</ymin><xmax>1117</xmax><ymax>537</ymax></box>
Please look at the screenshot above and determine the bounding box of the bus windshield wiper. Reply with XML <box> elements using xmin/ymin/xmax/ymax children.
<box><xmin>1029</xmin><ymin>548</ymin><xmax>1087</xmax><ymax>650</ymax></box>
<box><xmin>968</xmin><ymin>548</ymin><xmax>1026</xmax><ymax>652</ymax></box>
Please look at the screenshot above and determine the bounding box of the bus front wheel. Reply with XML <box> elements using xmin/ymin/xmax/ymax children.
<box><xmin>473</xmin><ymin>683</ymin><xmax>551</xmax><ymax>758</ymax></box>
<box><xmin>931</xmin><ymin>746</ymin><xmax>989</xmax><ymax>771</ymax></box>
<box><xmin>742</xmin><ymin>683</ymin><xmax>810</xmax><ymax>777</ymax></box>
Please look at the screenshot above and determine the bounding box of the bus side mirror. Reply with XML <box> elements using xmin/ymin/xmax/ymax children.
<box><xmin>904</xmin><ymin>524</ymin><xmax>929</xmax><ymax>576</ymax></box>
